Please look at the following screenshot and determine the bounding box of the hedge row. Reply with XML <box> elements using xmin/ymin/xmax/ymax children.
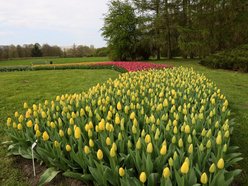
<box><xmin>0</xmin><ymin>64</ymin><xmax>128</xmax><ymax>73</ymax></box>
<box><xmin>200</xmin><ymin>44</ymin><xmax>248</xmax><ymax>72</ymax></box>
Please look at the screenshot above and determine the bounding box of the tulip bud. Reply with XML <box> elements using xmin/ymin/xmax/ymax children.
<box><xmin>216</xmin><ymin>134</ymin><xmax>222</xmax><ymax>145</ymax></box>
<box><xmin>163</xmin><ymin>167</ymin><xmax>170</xmax><ymax>178</ymax></box>
<box><xmin>117</xmin><ymin>102</ymin><xmax>122</xmax><ymax>110</ymax></box>
<box><xmin>119</xmin><ymin>167</ymin><xmax>125</xmax><ymax>177</ymax></box>
<box><xmin>136</xmin><ymin>138</ymin><xmax>142</xmax><ymax>150</ymax></box>
<box><xmin>97</xmin><ymin>149</ymin><xmax>103</xmax><ymax>160</ymax></box>
<box><xmin>209</xmin><ymin>163</ymin><xmax>216</xmax><ymax>173</ymax></box>
<box><xmin>74</xmin><ymin>127</ymin><xmax>81</xmax><ymax>139</ymax></box>
<box><xmin>160</xmin><ymin>145</ymin><xmax>167</xmax><ymax>155</ymax></box>
<box><xmin>217</xmin><ymin>158</ymin><xmax>224</xmax><ymax>169</ymax></box>
<box><xmin>89</xmin><ymin>139</ymin><xmax>94</xmax><ymax>147</ymax></box>
<box><xmin>66</xmin><ymin>144</ymin><xmax>71</xmax><ymax>152</ymax></box>
<box><xmin>169</xmin><ymin>158</ymin><xmax>174</xmax><ymax>167</ymax></box>
<box><xmin>106</xmin><ymin>137</ymin><xmax>111</xmax><ymax>146</ymax></box>
<box><xmin>200</xmin><ymin>172</ymin><xmax>208</xmax><ymax>184</ymax></box>
<box><xmin>181</xmin><ymin>161</ymin><xmax>189</xmax><ymax>174</ymax></box>
<box><xmin>42</xmin><ymin>131</ymin><xmax>49</xmax><ymax>141</ymax></box>
<box><xmin>178</xmin><ymin>138</ymin><xmax>183</xmax><ymax>148</ymax></box>
<box><xmin>84</xmin><ymin>145</ymin><xmax>90</xmax><ymax>154</ymax></box>
<box><xmin>184</xmin><ymin>125</ymin><xmax>190</xmax><ymax>134</ymax></box>
<box><xmin>139</xmin><ymin>172</ymin><xmax>147</xmax><ymax>183</ymax></box>
<box><xmin>145</xmin><ymin>134</ymin><xmax>151</xmax><ymax>144</ymax></box>
<box><xmin>188</xmin><ymin>144</ymin><xmax>193</xmax><ymax>154</ymax></box>
<box><xmin>147</xmin><ymin>142</ymin><xmax>153</xmax><ymax>153</ymax></box>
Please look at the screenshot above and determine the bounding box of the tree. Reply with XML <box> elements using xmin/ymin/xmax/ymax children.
<box><xmin>102</xmin><ymin>0</ymin><xmax>139</xmax><ymax>61</ymax></box>
<box><xmin>31</xmin><ymin>43</ymin><xmax>43</xmax><ymax>57</ymax></box>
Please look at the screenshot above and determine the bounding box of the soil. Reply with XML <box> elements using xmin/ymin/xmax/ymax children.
<box><xmin>14</xmin><ymin>157</ymin><xmax>86</xmax><ymax>186</ymax></box>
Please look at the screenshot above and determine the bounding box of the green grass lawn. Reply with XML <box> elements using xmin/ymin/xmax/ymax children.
<box><xmin>0</xmin><ymin>56</ymin><xmax>109</xmax><ymax>66</ymax></box>
<box><xmin>0</xmin><ymin>69</ymin><xmax>119</xmax><ymax>186</ymax></box>
<box><xmin>0</xmin><ymin>59</ymin><xmax>247</xmax><ymax>185</ymax></box>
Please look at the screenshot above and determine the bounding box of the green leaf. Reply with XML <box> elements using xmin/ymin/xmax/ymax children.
<box><xmin>147</xmin><ymin>173</ymin><xmax>159</xmax><ymax>186</ymax></box>
<box><xmin>63</xmin><ymin>171</ymin><xmax>93</xmax><ymax>183</ymax></box>
<box><xmin>38</xmin><ymin>167</ymin><xmax>60</xmax><ymax>186</ymax></box>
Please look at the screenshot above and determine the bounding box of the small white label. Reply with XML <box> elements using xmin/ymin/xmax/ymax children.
<box><xmin>31</xmin><ymin>140</ymin><xmax>38</xmax><ymax>177</ymax></box>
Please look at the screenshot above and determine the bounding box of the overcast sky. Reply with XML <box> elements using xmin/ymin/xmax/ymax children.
<box><xmin>0</xmin><ymin>0</ymin><xmax>109</xmax><ymax>48</ymax></box>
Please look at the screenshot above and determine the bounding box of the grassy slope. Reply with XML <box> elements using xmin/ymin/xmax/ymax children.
<box><xmin>0</xmin><ymin>57</ymin><xmax>109</xmax><ymax>66</ymax></box>
<box><xmin>0</xmin><ymin>69</ymin><xmax>119</xmax><ymax>186</ymax></box>
<box><xmin>157</xmin><ymin>59</ymin><xmax>248</xmax><ymax>185</ymax></box>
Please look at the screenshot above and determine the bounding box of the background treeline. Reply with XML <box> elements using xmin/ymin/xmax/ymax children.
<box><xmin>102</xmin><ymin>0</ymin><xmax>248</xmax><ymax>61</ymax></box>
<box><xmin>0</xmin><ymin>43</ymin><xmax>108</xmax><ymax>60</ymax></box>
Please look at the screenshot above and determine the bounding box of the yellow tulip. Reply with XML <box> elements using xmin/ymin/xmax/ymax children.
<box><xmin>59</xmin><ymin>129</ymin><xmax>64</xmax><ymax>137</ymax></box>
<box><xmin>188</xmin><ymin>144</ymin><xmax>193</xmax><ymax>154</ymax></box>
<box><xmin>36</xmin><ymin>130</ymin><xmax>41</xmax><ymax>137</ymax></box>
<box><xmin>67</xmin><ymin>128</ymin><xmax>72</xmax><ymax>135</ymax></box>
<box><xmin>160</xmin><ymin>145</ymin><xmax>167</xmax><ymax>155</ymax></box>
<box><xmin>14</xmin><ymin>111</ymin><xmax>19</xmax><ymax>118</ymax></box>
<box><xmin>117</xmin><ymin>102</ymin><xmax>122</xmax><ymax>110</ymax></box>
<box><xmin>130</xmin><ymin>112</ymin><xmax>135</xmax><ymax>120</ymax></box>
<box><xmin>89</xmin><ymin>139</ymin><xmax>94</xmax><ymax>147</ymax></box>
<box><xmin>217</xmin><ymin>158</ymin><xmax>224</xmax><ymax>169</ymax></box>
<box><xmin>74</xmin><ymin>127</ymin><xmax>81</xmax><ymax>139</ymax></box>
<box><xmin>84</xmin><ymin>145</ymin><xmax>90</xmax><ymax>154</ymax></box>
<box><xmin>184</xmin><ymin>125</ymin><xmax>190</xmax><ymax>134</ymax></box>
<box><xmin>26</xmin><ymin>120</ymin><xmax>33</xmax><ymax>128</ymax></box>
<box><xmin>115</xmin><ymin>115</ymin><xmax>120</xmax><ymax>125</ymax></box>
<box><xmin>145</xmin><ymin>134</ymin><xmax>151</xmax><ymax>144</ymax></box>
<box><xmin>209</xmin><ymin>163</ymin><xmax>216</xmax><ymax>173</ymax></box>
<box><xmin>200</xmin><ymin>172</ymin><xmax>208</xmax><ymax>184</ymax></box>
<box><xmin>54</xmin><ymin>141</ymin><xmax>59</xmax><ymax>148</ymax></box>
<box><xmin>23</xmin><ymin>102</ymin><xmax>28</xmax><ymax>109</ymax></box>
<box><xmin>163</xmin><ymin>167</ymin><xmax>170</xmax><ymax>178</ymax></box>
<box><xmin>136</xmin><ymin>138</ymin><xmax>142</xmax><ymax>150</ymax></box>
<box><xmin>17</xmin><ymin>123</ymin><xmax>22</xmax><ymax>130</ymax></box>
<box><xmin>216</xmin><ymin>134</ymin><xmax>222</xmax><ymax>145</ymax></box>
<box><xmin>119</xmin><ymin>167</ymin><xmax>125</xmax><ymax>177</ymax></box>
<box><xmin>169</xmin><ymin>158</ymin><xmax>174</xmax><ymax>167</ymax></box>
<box><xmin>110</xmin><ymin>147</ymin><xmax>116</xmax><ymax>157</ymax></box>
<box><xmin>139</xmin><ymin>172</ymin><xmax>147</xmax><ymax>183</ymax></box>
<box><xmin>99</xmin><ymin>119</ymin><xmax>105</xmax><ymax>131</ymax></box>
<box><xmin>42</xmin><ymin>131</ymin><xmax>49</xmax><ymax>141</ymax></box>
<box><xmin>181</xmin><ymin>161</ymin><xmax>189</xmax><ymax>174</ymax></box>
<box><xmin>106</xmin><ymin>137</ymin><xmax>111</xmax><ymax>146</ymax></box>
<box><xmin>147</xmin><ymin>142</ymin><xmax>153</xmax><ymax>153</ymax></box>
<box><xmin>66</xmin><ymin>144</ymin><xmax>71</xmax><ymax>152</ymax></box>
<box><xmin>178</xmin><ymin>138</ymin><xmax>183</xmax><ymax>148</ymax></box>
<box><xmin>97</xmin><ymin>149</ymin><xmax>103</xmax><ymax>160</ymax></box>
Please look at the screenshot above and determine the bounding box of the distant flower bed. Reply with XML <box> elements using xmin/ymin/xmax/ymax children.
<box><xmin>92</xmin><ymin>62</ymin><xmax>171</xmax><ymax>71</ymax></box>
<box><xmin>5</xmin><ymin>67</ymin><xmax>241</xmax><ymax>185</ymax></box>
<box><xmin>0</xmin><ymin>61</ymin><xmax>171</xmax><ymax>73</ymax></box>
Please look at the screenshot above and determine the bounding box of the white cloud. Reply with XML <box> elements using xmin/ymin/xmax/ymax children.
<box><xmin>0</xmin><ymin>0</ymin><xmax>109</xmax><ymax>47</ymax></box>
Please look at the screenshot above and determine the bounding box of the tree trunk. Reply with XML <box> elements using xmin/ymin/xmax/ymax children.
<box><xmin>155</xmin><ymin>0</ymin><xmax>161</xmax><ymax>60</ymax></box>
<box><xmin>165</xmin><ymin>0</ymin><xmax>172</xmax><ymax>59</ymax></box>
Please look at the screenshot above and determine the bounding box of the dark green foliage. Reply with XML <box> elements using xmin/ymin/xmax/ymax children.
<box><xmin>94</xmin><ymin>47</ymin><xmax>109</xmax><ymax>57</ymax></box>
<box><xmin>200</xmin><ymin>44</ymin><xmax>248</xmax><ymax>72</ymax></box>
<box><xmin>31</xmin><ymin>43</ymin><xmax>43</xmax><ymax>57</ymax></box>
<box><xmin>102</xmin><ymin>1</ymin><xmax>140</xmax><ymax>61</ymax></box>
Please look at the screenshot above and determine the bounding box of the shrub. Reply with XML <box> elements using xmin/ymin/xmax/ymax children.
<box><xmin>5</xmin><ymin>68</ymin><xmax>241</xmax><ymax>185</ymax></box>
<box><xmin>200</xmin><ymin>44</ymin><xmax>248</xmax><ymax>72</ymax></box>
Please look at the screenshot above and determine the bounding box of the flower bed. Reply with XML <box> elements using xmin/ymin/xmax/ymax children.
<box><xmin>5</xmin><ymin>67</ymin><xmax>241</xmax><ymax>185</ymax></box>
<box><xmin>0</xmin><ymin>61</ymin><xmax>171</xmax><ymax>72</ymax></box>
<box><xmin>92</xmin><ymin>62</ymin><xmax>171</xmax><ymax>72</ymax></box>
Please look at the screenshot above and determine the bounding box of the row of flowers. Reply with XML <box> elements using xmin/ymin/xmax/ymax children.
<box><xmin>5</xmin><ymin>67</ymin><xmax>241</xmax><ymax>185</ymax></box>
<box><xmin>91</xmin><ymin>62</ymin><xmax>171</xmax><ymax>72</ymax></box>
<box><xmin>33</xmin><ymin>61</ymin><xmax>171</xmax><ymax>72</ymax></box>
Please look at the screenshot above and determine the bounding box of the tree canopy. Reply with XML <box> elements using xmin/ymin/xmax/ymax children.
<box><xmin>102</xmin><ymin>0</ymin><xmax>248</xmax><ymax>60</ymax></box>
